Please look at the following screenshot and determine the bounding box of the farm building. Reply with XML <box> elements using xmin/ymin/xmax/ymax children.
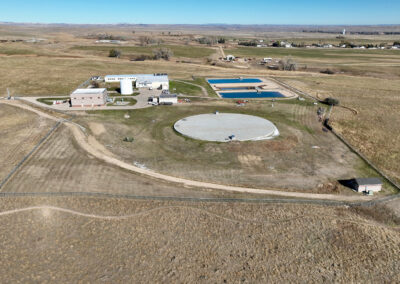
<box><xmin>70</xmin><ymin>88</ymin><xmax>108</xmax><ymax>107</ymax></box>
<box><xmin>104</xmin><ymin>74</ymin><xmax>169</xmax><ymax>90</ymax></box>
<box><xmin>355</xmin><ymin>178</ymin><xmax>383</xmax><ymax>193</ymax></box>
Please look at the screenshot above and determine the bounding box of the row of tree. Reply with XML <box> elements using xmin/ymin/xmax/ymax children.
<box><xmin>197</xmin><ymin>37</ymin><xmax>225</xmax><ymax>45</ymax></box>
<box><xmin>108</xmin><ymin>48</ymin><xmax>173</xmax><ymax>60</ymax></box>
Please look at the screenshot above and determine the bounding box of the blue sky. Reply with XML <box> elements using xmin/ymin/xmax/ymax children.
<box><xmin>0</xmin><ymin>0</ymin><xmax>399</xmax><ymax>25</ymax></box>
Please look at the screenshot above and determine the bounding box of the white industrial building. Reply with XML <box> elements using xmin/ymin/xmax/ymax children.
<box><xmin>104</xmin><ymin>74</ymin><xmax>169</xmax><ymax>90</ymax></box>
<box><xmin>70</xmin><ymin>88</ymin><xmax>108</xmax><ymax>107</ymax></box>
<box><xmin>159</xmin><ymin>93</ymin><xmax>178</xmax><ymax>104</ymax></box>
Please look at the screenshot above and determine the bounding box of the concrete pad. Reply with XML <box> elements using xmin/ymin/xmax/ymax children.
<box><xmin>174</xmin><ymin>113</ymin><xmax>279</xmax><ymax>142</ymax></box>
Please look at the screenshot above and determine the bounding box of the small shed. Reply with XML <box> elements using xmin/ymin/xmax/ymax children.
<box><xmin>355</xmin><ymin>178</ymin><xmax>383</xmax><ymax>193</ymax></box>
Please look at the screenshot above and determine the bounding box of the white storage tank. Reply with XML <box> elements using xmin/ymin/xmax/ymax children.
<box><xmin>120</xmin><ymin>79</ymin><xmax>133</xmax><ymax>95</ymax></box>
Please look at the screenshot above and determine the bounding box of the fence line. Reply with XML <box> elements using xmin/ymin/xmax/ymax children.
<box><xmin>0</xmin><ymin>121</ymin><xmax>62</xmax><ymax>191</ymax></box>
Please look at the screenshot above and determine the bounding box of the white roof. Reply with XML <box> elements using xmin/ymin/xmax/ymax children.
<box><xmin>105</xmin><ymin>74</ymin><xmax>168</xmax><ymax>83</ymax></box>
<box><xmin>72</xmin><ymin>88</ymin><xmax>106</xmax><ymax>95</ymax></box>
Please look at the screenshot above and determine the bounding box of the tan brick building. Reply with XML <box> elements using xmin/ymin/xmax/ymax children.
<box><xmin>70</xmin><ymin>88</ymin><xmax>108</xmax><ymax>107</ymax></box>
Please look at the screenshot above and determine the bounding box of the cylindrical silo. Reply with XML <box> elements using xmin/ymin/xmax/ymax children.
<box><xmin>120</xmin><ymin>79</ymin><xmax>133</xmax><ymax>95</ymax></box>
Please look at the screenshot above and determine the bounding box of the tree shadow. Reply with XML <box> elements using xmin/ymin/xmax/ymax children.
<box><xmin>338</xmin><ymin>178</ymin><xmax>357</xmax><ymax>191</ymax></box>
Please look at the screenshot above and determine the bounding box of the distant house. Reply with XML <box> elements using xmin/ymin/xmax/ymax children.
<box><xmin>225</xmin><ymin>55</ymin><xmax>235</xmax><ymax>61</ymax></box>
<box><xmin>355</xmin><ymin>178</ymin><xmax>383</xmax><ymax>193</ymax></box>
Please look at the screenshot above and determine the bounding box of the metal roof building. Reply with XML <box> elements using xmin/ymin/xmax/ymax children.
<box><xmin>105</xmin><ymin>74</ymin><xmax>169</xmax><ymax>90</ymax></box>
<box><xmin>355</xmin><ymin>178</ymin><xmax>383</xmax><ymax>193</ymax></box>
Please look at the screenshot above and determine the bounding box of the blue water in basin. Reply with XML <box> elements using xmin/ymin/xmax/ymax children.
<box><xmin>219</xmin><ymin>87</ymin><xmax>253</xmax><ymax>90</ymax></box>
<box><xmin>219</xmin><ymin>91</ymin><xmax>284</xmax><ymax>99</ymax></box>
<box><xmin>208</xmin><ymin>78</ymin><xmax>262</xmax><ymax>84</ymax></box>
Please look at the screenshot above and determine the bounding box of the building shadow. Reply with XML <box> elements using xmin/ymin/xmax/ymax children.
<box><xmin>338</xmin><ymin>178</ymin><xmax>357</xmax><ymax>191</ymax></box>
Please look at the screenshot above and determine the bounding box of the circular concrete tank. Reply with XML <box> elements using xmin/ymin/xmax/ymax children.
<box><xmin>120</xmin><ymin>79</ymin><xmax>133</xmax><ymax>95</ymax></box>
<box><xmin>174</xmin><ymin>113</ymin><xmax>279</xmax><ymax>142</ymax></box>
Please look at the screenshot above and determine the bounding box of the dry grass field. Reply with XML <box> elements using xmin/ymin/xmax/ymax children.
<box><xmin>2</xmin><ymin>124</ymin><xmax>233</xmax><ymax>199</ymax></box>
<box><xmin>0</xmin><ymin>104</ymin><xmax>54</xmax><ymax>182</ymax></box>
<box><xmin>277</xmin><ymin>75</ymin><xmax>400</xmax><ymax>186</ymax></box>
<box><xmin>0</xmin><ymin>196</ymin><xmax>398</xmax><ymax>282</ymax></box>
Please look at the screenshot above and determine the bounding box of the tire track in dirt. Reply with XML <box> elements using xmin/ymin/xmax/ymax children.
<box><xmin>0</xmin><ymin>204</ymin><xmax>396</xmax><ymax>230</ymax></box>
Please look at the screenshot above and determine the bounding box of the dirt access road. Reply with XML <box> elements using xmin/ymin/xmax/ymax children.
<box><xmin>0</xmin><ymin>100</ymin><xmax>375</xmax><ymax>202</ymax></box>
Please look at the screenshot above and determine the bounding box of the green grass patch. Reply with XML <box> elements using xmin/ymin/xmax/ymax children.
<box><xmin>0</xmin><ymin>47</ymin><xmax>40</xmax><ymax>56</ymax></box>
<box><xmin>183</xmin><ymin>77</ymin><xmax>219</xmax><ymax>97</ymax></box>
<box><xmin>224</xmin><ymin>46</ymin><xmax>400</xmax><ymax>60</ymax></box>
<box><xmin>71</xmin><ymin>44</ymin><xmax>215</xmax><ymax>58</ymax></box>
<box><xmin>37</xmin><ymin>97</ymin><xmax>69</xmax><ymax>105</ymax></box>
<box><xmin>170</xmin><ymin>80</ymin><xmax>202</xmax><ymax>96</ymax></box>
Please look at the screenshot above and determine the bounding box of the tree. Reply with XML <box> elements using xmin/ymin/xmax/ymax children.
<box><xmin>217</xmin><ymin>38</ymin><xmax>225</xmax><ymax>44</ymax></box>
<box><xmin>91</xmin><ymin>81</ymin><xmax>100</xmax><ymax>88</ymax></box>
<box><xmin>323</xmin><ymin>97</ymin><xmax>340</xmax><ymax>106</ymax></box>
<box><xmin>197</xmin><ymin>37</ymin><xmax>217</xmax><ymax>45</ymax></box>
<box><xmin>153</xmin><ymin>48</ymin><xmax>173</xmax><ymax>60</ymax></box>
<box><xmin>139</xmin><ymin>36</ymin><xmax>152</xmax><ymax>46</ymax></box>
<box><xmin>272</xmin><ymin>41</ymin><xmax>281</xmax><ymax>47</ymax></box>
<box><xmin>278</xmin><ymin>57</ymin><xmax>297</xmax><ymax>71</ymax></box>
<box><xmin>109</xmin><ymin>49</ymin><xmax>121</xmax><ymax>58</ymax></box>
<box><xmin>394</xmin><ymin>41</ymin><xmax>400</xmax><ymax>46</ymax></box>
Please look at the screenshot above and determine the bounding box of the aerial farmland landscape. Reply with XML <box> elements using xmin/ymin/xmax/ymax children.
<box><xmin>0</xmin><ymin>1</ymin><xmax>399</xmax><ymax>282</ymax></box>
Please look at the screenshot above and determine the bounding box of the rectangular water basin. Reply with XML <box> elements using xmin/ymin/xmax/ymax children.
<box><xmin>219</xmin><ymin>91</ymin><xmax>285</xmax><ymax>99</ymax></box>
<box><xmin>208</xmin><ymin>78</ymin><xmax>262</xmax><ymax>84</ymax></box>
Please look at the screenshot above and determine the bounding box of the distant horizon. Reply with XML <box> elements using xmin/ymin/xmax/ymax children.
<box><xmin>1</xmin><ymin>0</ymin><xmax>400</xmax><ymax>26</ymax></box>
<box><xmin>1</xmin><ymin>22</ymin><xmax>399</xmax><ymax>27</ymax></box>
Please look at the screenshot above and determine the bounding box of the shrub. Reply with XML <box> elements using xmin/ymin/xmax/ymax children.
<box><xmin>320</xmin><ymin>69</ymin><xmax>335</xmax><ymax>75</ymax></box>
<box><xmin>109</xmin><ymin>49</ymin><xmax>121</xmax><ymax>58</ymax></box>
